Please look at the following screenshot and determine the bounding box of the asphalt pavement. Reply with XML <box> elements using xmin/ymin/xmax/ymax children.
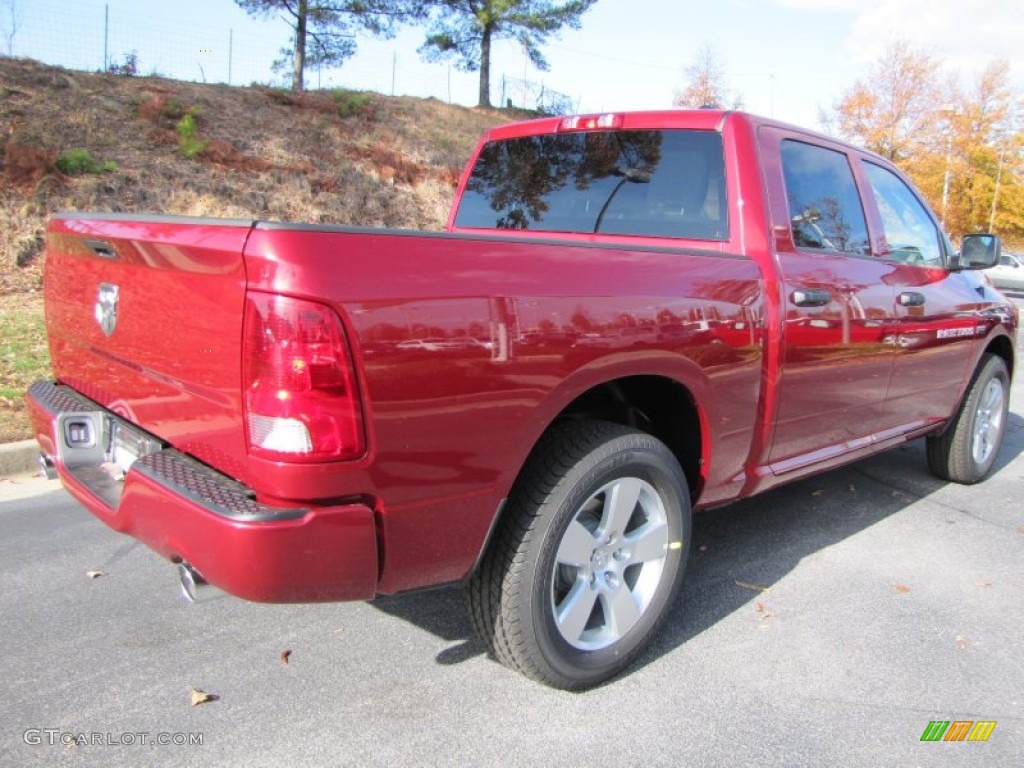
<box><xmin>1</xmin><ymin>312</ymin><xmax>1022</xmax><ymax>766</ymax></box>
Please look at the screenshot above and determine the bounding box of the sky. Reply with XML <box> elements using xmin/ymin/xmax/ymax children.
<box><xmin>4</xmin><ymin>0</ymin><xmax>1023</xmax><ymax>130</ymax></box>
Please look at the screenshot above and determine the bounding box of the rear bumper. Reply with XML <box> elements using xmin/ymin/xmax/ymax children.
<box><xmin>27</xmin><ymin>381</ymin><xmax>378</xmax><ymax>603</ymax></box>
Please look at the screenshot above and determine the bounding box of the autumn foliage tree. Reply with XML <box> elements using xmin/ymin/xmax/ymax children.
<box><xmin>828</xmin><ymin>45</ymin><xmax>944</xmax><ymax>164</ymax></box>
<box><xmin>672</xmin><ymin>44</ymin><xmax>742</xmax><ymax>110</ymax></box>
<box><xmin>950</xmin><ymin>61</ymin><xmax>1024</xmax><ymax>238</ymax></box>
<box><xmin>827</xmin><ymin>42</ymin><xmax>1023</xmax><ymax>246</ymax></box>
<box><xmin>419</xmin><ymin>0</ymin><xmax>598</xmax><ymax>108</ymax></box>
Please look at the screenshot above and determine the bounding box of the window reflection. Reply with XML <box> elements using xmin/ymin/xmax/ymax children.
<box><xmin>864</xmin><ymin>163</ymin><xmax>942</xmax><ymax>266</ymax></box>
<box><xmin>780</xmin><ymin>140</ymin><xmax>870</xmax><ymax>256</ymax></box>
<box><xmin>455</xmin><ymin>130</ymin><xmax>728</xmax><ymax>241</ymax></box>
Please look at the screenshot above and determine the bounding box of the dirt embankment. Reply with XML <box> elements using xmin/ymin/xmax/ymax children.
<box><xmin>0</xmin><ymin>56</ymin><xmax>524</xmax><ymax>442</ymax></box>
<box><xmin>0</xmin><ymin>56</ymin><xmax>518</xmax><ymax>294</ymax></box>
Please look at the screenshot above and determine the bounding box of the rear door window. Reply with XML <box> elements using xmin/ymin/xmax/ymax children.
<box><xmin>780</xmin><ymin>140</ymin><xmax>870</xmax><ymax>256</ymax></box>
<box><xmin>455</xmin><ymin>130</ymin><xmax>728</xmax><ymax>240</ymax></box>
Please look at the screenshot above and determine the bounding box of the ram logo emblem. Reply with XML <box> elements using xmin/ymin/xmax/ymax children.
<box><xmin>95</xmin><ymin>283</ymin><xmax>120</xmax><ymax>337</ymax></box>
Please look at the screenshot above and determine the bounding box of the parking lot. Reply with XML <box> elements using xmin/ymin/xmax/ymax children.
<box><xmin>1</xmin><ymin>303</ymin><xmax>1022</xmax><ymax>767</ymax></box>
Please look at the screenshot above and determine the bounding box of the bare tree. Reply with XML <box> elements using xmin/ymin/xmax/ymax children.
<box><xmin>1</xmin><ymin>0</ymin><xmax>23</xmax><ymax>57</ymax></box>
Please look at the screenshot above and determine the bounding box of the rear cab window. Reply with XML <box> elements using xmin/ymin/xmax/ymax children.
<box><xmin>779</xmin><ymin>139</ymin><xmax>870</xmax><ymax>256</ymax></box>
<box><xmin>454</xmin><ymin>130</ymin><xmax>728</xmax><ymax>241</ymax></box>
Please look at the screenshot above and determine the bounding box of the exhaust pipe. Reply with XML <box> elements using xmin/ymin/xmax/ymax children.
<box><xmin>176</xmin><ymin>562</ymin><xmax>224</xmax><ymax>604</ymax></box>
<box><xmin>38</xmin><ymin>452</ymin><xmax>58</xmax><ymax>480</ymax></box>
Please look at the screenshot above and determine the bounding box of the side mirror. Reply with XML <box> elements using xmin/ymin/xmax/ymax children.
<box><xmin>955</xmin><ymin>233</ymin><xmax>1001</xmax><ymax>270</ymax></box>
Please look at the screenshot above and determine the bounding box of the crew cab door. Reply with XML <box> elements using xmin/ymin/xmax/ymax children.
<box><xmin>857</xmin><ymin>160</ymin><xmax>984</xmax><ymax>426</ymax></box>
<box><xmin>759</xmin><ymin>129</ymin><xmax>898</xmax><ymax>472</ymax></box>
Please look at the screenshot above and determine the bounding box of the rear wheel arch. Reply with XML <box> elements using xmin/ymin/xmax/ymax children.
<box><xmin>467</xmin><ymin>374</ymin><xmax>705</xmax><ymax>581</ymax></box>
<box><xmin>467</xmin><ymin>418</ymin><xmax>692</xmax><ymax>688</ymax></box>
<box><xmin>555</xmin><ymin>375</ymin><xmax>705</xmax><ymax>499</ymax></box>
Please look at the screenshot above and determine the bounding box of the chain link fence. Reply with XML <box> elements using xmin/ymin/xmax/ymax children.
<box><xmin>1</xmin><ymin>0</ymin><xmax>579</xmax><ymax>114</ymax></box>
<box><xmin>499</xmin><ymin>75</ymin><xmax>575</xmax><ymax>115</ymax></box>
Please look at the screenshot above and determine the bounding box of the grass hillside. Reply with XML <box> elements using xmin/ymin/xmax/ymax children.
<box><xmin>0</xmin><ymin>56</ymin><xmax>522</xmax><ymax>442</ymax></box>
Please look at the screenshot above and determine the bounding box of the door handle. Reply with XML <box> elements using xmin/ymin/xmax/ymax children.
<box><xmin>898</xmin><ymin>291</ymin><xmax>926</xmax><ymax>307</ymax></box>
<box><xmin>83</xmin><ymin>239</ymin><xmax>117</xmax><ymax>259</ymax></box>
<box><xmin>791</xmin><ymin>289</ymin><xmax>830</xmax><ymax>307</ymax></box>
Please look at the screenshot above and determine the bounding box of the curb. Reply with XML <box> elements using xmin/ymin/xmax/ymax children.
<box><xmin>0</xmin><ymin>439</ymin><xmax>40</xmax><ymax>479</ymax></box>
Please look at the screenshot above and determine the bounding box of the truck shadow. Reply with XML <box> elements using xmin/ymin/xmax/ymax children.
<box><xmin>370</xmin><ymin>410</ymin><xmax>1024</xmax><ymax>677</ymax></box>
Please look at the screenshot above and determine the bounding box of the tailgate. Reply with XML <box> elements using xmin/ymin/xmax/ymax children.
<box><xmin>44</xmin><ymin>214</ymin><xmax>254</xmax><ymax>483</ymax></box>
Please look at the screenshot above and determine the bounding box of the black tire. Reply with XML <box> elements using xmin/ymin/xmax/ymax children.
<box><xmin>467</xmin><ymin>420</ymin><xmax>691</xmax><ymax>690</ymax></box>
<box><xmin>926</xmin><ymin>354</ymin><xmax>1010</xmax><ymax>484</ymax></box>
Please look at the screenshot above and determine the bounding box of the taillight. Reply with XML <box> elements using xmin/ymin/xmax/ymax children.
<box><xmin>243</xmin><ymin>292</ymin><xmax>365</xmax><ymax>462</ymax></box>
<box><xmin>556</xmin><ymin>113</ymin><xmax>623</xmax><ymax>132</ymax></box>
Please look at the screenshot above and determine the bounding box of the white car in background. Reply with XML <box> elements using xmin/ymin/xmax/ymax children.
<box><xmin>986</xmin><ymin>252</ymin><xmax>1024</xmax><ymax>292</ymax></box>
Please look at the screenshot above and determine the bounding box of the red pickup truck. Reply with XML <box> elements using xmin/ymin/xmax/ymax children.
<box><xmin>28</xmin><ymin>110</ymin><xmax>1017</xmax><ymax>689</ymax></box>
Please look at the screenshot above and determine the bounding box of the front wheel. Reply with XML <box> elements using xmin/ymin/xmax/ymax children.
<box><xmin>926</xmin><ymin>354</ymin><xmax>1010</xmax><ymax>484</ymax></box>
<box><xmin>467</xmin><ymin>420</ymin><xmax>691</xmax><ymax>690</ymax></box>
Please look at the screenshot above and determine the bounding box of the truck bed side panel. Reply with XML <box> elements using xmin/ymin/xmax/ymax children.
<box><xmin>242</xmin><ymin>226</ymin><xmax>766</xmax><ymax>592</ymax></box>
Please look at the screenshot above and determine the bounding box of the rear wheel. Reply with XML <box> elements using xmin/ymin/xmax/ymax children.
<box><xmin>467</xmin><ymin>420</ymin><xmax>691</xmax><ymax>690</ymax></box>
<box><xmin>926</xmin><ymin>354</ymin><xmax>1010</xmax><ymax>484</ymax></box>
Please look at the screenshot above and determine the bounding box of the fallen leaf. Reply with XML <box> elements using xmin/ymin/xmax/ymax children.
<box><xmin>955</xmin><ymin>635</ymin><xmax>969</xmax><ymax>651</ymax></box>
<box><xmin>975</xmin><ymin>580</ymin><xmax>993</xmax><ymax>588</ymax></box>
<box><xmin>754</xmin><ymin>601</ymin><xmax>766</xmax><ymax>613</ymax></box>
<box><xmin>734</xmin><ymin>580</ymin><xmax>770</xmax><ymax>593</ymax></box>
<box><xmin>189</xmin><ymin>687</ymin><xmax>219</xmax><ymax>707</ymax></box>
<box><xmin>333</xmin><ymin>628</ymin><xmax>346</xmax><ymax>635</ymax></box>
<box><xmin>1017</xmin><ymin>526</ymin><xmax>1024</xmax><ymax>534</ymax></box>
<box><xmin>86</xmin><ymin>569</ymin><xmax>105</xmax><ymax>579</ymax></box>
<box><xmin>891</xmin><ymin>583</ymin><xmax>911</xmax><ymax>594</ymax></box>
<box><xmin>279</xmin><ymin>649</ymin><xmax>292</xmax><ymax>665</ymax></box>
<box><xmin>99</xmin><ymin>462</ymin><xmax>125</xmax><ymax>483</ymax></box>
